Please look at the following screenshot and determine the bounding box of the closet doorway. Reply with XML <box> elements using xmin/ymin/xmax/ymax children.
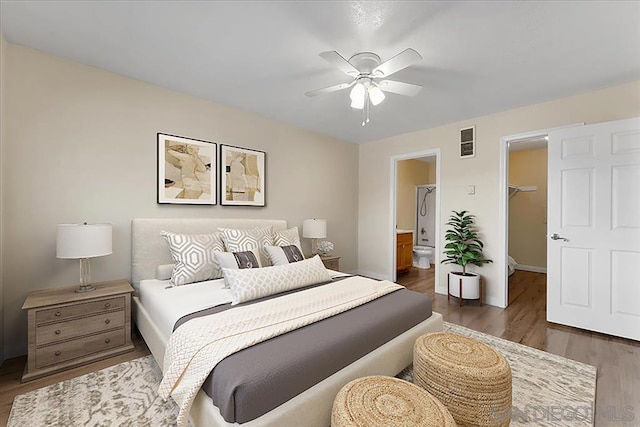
<box><xmin>390</xmin><ymin>149</ymin><xmax>441</xmax><ymax>294</ymax></box>
<box><xmin>506</xmin><ymin>137</ymin><xmax>548</xmax><ymax>303</ymax></box>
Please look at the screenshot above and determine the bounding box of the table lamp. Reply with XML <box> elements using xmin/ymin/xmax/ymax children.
<box><xmin>57</xmin><ymin>223</ymin><xmax>112</xmax><ymax>292</ymax></box>
<box><xmin>302</xmin><ymin>219</ymin><xmax>327</xmax><ymax>255</ymax></box>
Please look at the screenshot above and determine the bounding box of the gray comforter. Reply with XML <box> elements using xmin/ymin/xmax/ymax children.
<box><xmin>174</xmin><ymin>277</ymin><xmax>433</xmax><ymax>423</ymax></box>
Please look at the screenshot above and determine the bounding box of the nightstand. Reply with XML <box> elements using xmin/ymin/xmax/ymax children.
<box><xmin>21</xmin><ymin>279</ymin><xmax>134</xmax><ymax>382</ymax></box>
<box><xmin>319</xmin><ymin>255</ymin><xmax>340</xmax><ymax>271</ymax></box>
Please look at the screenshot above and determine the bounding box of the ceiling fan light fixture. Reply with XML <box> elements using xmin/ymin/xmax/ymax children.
<box><xmin>350</xmin><ymin>82</ymin><xmax>365</xmax><ymax>101</ymax></box>
<box><xmin>368</xmin><ymin>85</ymin><xmax>385</xmax><ymax>106</ymax></box>
<box><xmin>350</xmin><ymin>82</ymin><xmax>366</xmax><ymax>109</ymax></box>
<box><xmin>350</xmin><ymin>95</ymin><xmax>365</xmax><ymax>109</ymax></box>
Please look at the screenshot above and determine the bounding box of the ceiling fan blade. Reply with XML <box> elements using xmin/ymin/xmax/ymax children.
<box><xmin>305</xmin><ymin>81</ymin><xmax>355</xmax><ymax>97</ymax></box>
<box><xmin>319</xmin><ymin>51</ymin><xmax>360</xmax><ymax>77</ymax></box>
<box><xmin>377</xmin><ymin>80</ymin><xmax>423</xmax><ymax>97</ymax></box>
<box><xmin>372</xmin><ymin>48</ymin><xmax>422</xmax><ymax>77</ymax></box>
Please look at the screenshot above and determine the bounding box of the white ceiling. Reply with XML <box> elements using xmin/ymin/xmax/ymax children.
<box><xmin>1</xmin><ymin>1</ymin><xmax>639</xmax><ymax>144</ymax></box>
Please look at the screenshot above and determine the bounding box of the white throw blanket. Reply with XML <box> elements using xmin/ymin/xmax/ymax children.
<box><xmin>158</xmin><ymin>276</ymin><xmax>403</xmax><ymax>426</ymax></box>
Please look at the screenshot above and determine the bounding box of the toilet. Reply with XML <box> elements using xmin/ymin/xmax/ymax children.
<box><xmin>413</xmin><ymin>246</ymin><xmax>434</xmax><ymax>269</ymax></box>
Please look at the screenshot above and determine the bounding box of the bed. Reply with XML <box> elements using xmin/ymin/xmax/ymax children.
<box><xmin>131</xmin><ymin>218</ymin><xmax>443</xmax><ymax>426</ymax></box>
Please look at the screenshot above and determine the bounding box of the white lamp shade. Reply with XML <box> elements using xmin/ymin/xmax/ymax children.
<box><xmin>368</xmin><ymin>85</ymin><xmax>386</xmax><ymax>106</ymax></box>
<box><xmin>350</xmin><ymin>83</ymin><xmax>365</xmax><ymax>109</ymax></box>
<box><xmin>350</xmin><ymin>82</ymin><xmax>365</xmax><ymax>101</ymax></box>
<box><xmin>302</xmin><ymin>219</ymin><xmax>327</xmax><ymax>239</ymax></box>
<box><xmin>57</xmin><ymin>223</ymin><xmax>113</xmax><ymax>259</ymax></box>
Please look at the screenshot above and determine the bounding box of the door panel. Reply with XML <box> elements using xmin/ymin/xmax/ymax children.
<box><xmin>548</xmin><ymin>117</ymin><xmax>640</xmax><ymax>341</ymax></box>
<box><xmin>561</xmin><ymin>168</ymin><xmax>593</xmax><ymax>227</ymax></box>
<box><xmin>560</xmin><ymin>247</ymin><xmax>592</xmax><ymax>307</ymax></box>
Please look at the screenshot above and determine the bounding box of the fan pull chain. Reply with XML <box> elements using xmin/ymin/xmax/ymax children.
<box><xmin>362</xmin><ymin>91</ymin><xmax>370</xmax><ymax>126</ymax></box>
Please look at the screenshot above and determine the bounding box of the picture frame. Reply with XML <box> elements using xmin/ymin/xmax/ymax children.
<box><xmin>220</xmin><ymin>144</ymin><xmax>266</xmax><ymax>207</ymax></box>
<box><xmin>157</xmin><ymin>133</ymin><xmax>217</xmax><ymax>205</ymax></box>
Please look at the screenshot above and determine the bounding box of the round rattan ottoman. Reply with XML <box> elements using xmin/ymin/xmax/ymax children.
<box><xmin>331</xmin><ymin>375</ymin><xmax>456</xmax><ymax>427</ymax></box>
<box><xmin>413</xmin><ymin>332</ymin><xmax>512</xmax><ymax>426</ymax></box>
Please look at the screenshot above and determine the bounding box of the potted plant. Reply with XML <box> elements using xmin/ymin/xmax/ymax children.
<box><xmin>442</xmin><ymin>210</ymin><xmax>492</xmax><ymax>304</ymax></box>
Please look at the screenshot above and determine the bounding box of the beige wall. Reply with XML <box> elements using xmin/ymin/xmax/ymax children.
<box><xmin>358</xmin><ymin>80</ymin><xmax>640</xmax><ymax>307</ymax></box>
<box><xmin>508</xmin><ymin>148</ymin><xmax>548</xmax><ymax>269</ymax></box>
<box><xmin>396</xmin><ymin>159</ymin><xmax>432</xmax><ymax>231</ymax></box>
<box><xmin>1</xmin><ymin>44</ymin><xmax>359</xmax><ymax>359</ymax></box>
<box><xmin>0</xmin><ymin>33</ymin><xmax>6</xmax><ymax>360</ymax></box>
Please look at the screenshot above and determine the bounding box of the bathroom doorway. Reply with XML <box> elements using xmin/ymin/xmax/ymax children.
<box><xmin>390</xmin><ymin>149</ymin><xmax>441</xmax><ymax>293</ymax></box>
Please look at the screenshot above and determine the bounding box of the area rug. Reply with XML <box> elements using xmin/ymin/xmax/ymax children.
<box><xmin>8</xmin><ymin>322</ymin><xmax>596</xmax><ymax>427</ymax></box>
<box><xmin>399</xmin><ymin>323</ymin><xmax>597</xmax><ymax>426</ymax></box>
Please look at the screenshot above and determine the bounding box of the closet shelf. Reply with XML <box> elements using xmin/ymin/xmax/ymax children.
<box><xmin>509</xmin><ymin>184</ymin><xmax>537</xmax><ymax>199</ymax></box>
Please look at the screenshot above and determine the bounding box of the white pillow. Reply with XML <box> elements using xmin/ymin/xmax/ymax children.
<box><xmin>265</xmin><ymin>245</ymin><xmax>305</xmax><ymax>266</ymax></box>
<box><xmin>156</xmin><ymin>264</ymin><xmax>174</xmax><ymax>281</ymax></box>
<box><xmin>274</xmin><ymin>227</ymin><xmax>302</xmax><ymax>252</ymax></box>
<box><xmin>219</xmin><ymin>226</ymin><xmax>275</xmax><ymax>267</ymax></box>
<box><xmin>223</xmin><ymin>255</ymin><xmax>331</xmax><ymax>304</ymax></box>
<box><xmin>213</xmin><ymin>248</ymin><xmax>263</xmax><ymax>269</ymax></box>
<box><xmin>160</xmin><ymin>230</ymin><xmax>225</xmax><ymax>286</ymax></box>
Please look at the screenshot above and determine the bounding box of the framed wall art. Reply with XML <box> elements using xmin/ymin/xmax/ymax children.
<box><xmin>220</xmin><ymin>144</ymin><xmax>266</xmax><ymax>207</ymax></box>
<box><xmin>157</xmin><ymin>133</ymin><xmax>216</xmax><ymax>205</ymax></box>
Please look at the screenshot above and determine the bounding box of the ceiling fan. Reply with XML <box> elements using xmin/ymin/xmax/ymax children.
<box><xmin>305</xmin><ymin>48</ymin><xmax>423</xmax><ymax>126</ymax></box>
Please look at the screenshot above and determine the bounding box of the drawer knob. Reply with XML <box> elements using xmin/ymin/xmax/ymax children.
<box><xmin>105</xmin><ymin>319</ymin><xmax>111</xmax><ymax>325</ymax></box>
<box><xmin>54</xmin><ymin>311</ymin><xmax>61</xmax><ymax>317</ymax></box>
<box><xmin>55</xmin><ymin>330</ymin><xmax>61</xmax><ymax>335</ymax></box>
<box><xmin>104</xmin><ymin>303</ymin><xmax>111</xmax><ymax>308</ymax></box>
<box><xmin>105</xmin><ymin>338</ymin><xmax>111</xmax><ymax>344</ymax></box>
<box><xmin>54</xmin><ymin>350</ymin><xmax>61</xmax><ymax>356</ymax></box>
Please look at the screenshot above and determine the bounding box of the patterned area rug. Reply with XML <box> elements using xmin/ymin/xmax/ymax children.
<box><xmin>399</xmin><ymin>323</ymin><xmax>597</xmax><ymax>426</ymax></box>
<box><xmin>8</xmin><ymin>322</ymin><xmax>596</xmax><ymax>427</ymax></box>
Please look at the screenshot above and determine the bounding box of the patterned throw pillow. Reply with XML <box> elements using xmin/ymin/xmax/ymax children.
<box><xmin>219</xmin><ymin>226</ymin><xmax>275</xmax><ymax>267</ymax></box>
<box><xmin>223</xmin><ymin>255</ymin><xmax>331</xmax><ymax>304</ymax></box>
<box><xmin>160</xmin><ymin>230</ymin><xmax>225</xmax><ymax>286</ymax></box>
<box><xmin>274</xmin><ymin>227</ymin><xmax>302</xmax><ymax>252</ymax></box>
<box><xmin>265</xmin><ymin>245</ymin><xmax>305</xmax><ymax>266</ymax></box>
<box><xmin>213</xmin><ymin>248</ymin><xmax>263</xmax><ymax>269</ymax></box>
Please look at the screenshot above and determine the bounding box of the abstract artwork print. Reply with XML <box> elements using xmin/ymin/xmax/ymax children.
<box><xmin>220</xmin><ymin>144</ymin><xmax>266</xmax><ymax>206</ymax></box>
<box><xmin>157</xmin><ymin>133</ymin><xmax>216</xmax><ymax>205</ymax></box>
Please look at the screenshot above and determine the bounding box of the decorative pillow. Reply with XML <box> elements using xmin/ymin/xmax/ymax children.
<box><xmin>213</xmin><ymin>248</ymin><xmax>263</xmax><ymax>269</ymax></box>
<box><xmin>156</xmin><ymin>264</ymin><xmax>174</xmax><ymax>281</ymax></box>
<box><xmin>274</xmin><ymin>227</ymin><xmax>302</xmax><ymax>252</ymax></box>
<box><xmin>223</xmin><ymin>255</ymin><xmax>331</xmax><ymax>304</ymax></box>
<box><xmin>265</xmin><ymin>245</ymin><xmax>305</xmax><ymax>266</ymax></box>
<box><xmin>219</xmin><ymin>226</ymin><xmax>275</xmax><ymax>267</ymax></box>
<box><xmin>160</xmin><ymin>230</ymin><xmax>225</xmax><ymax>286</ymax></box>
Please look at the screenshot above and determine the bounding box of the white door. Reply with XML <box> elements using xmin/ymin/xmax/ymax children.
<box><xmin>547</xmin><ymin>117</ymin><xmax>640</xmax><ymax>341</ymax></box>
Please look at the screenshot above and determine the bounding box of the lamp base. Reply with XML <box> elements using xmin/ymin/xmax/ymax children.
<box><xmin>76</xmin><ymin>258</ymin><xmax>96</xmax><ymax>292</ymax></box>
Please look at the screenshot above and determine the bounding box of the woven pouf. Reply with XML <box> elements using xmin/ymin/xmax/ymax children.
<box><xmin>331</xmin><ymin>375</ymin><xmax>456</xmax><ymax>427</ymax></box>
<box><xmin>414</xmin><ymin>332</ymin><xmax>512</xmax><ymax>426</ymax></box>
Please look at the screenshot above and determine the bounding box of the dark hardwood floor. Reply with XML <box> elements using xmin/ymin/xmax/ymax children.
<box><xmin>1</xmin><ymin>270</ymin><xmax>638</xmax><ymax>426</ymax></box>
<box><xmin>397</xmin><ymin>267</ymin><xmax>640</xmax><ymax>426</ymax></box>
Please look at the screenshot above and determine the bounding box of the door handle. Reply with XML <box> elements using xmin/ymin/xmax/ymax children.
<box><xmin>550</xmin><ymin>233</ymin><xmax>569</xmax><ymax>242</ymax></box>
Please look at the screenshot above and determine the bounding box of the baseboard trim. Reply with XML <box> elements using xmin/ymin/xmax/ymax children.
<box><xmin>515</xmin><ymin>264</ymin><xmax>547</xmax><ymax>274</ymax></box>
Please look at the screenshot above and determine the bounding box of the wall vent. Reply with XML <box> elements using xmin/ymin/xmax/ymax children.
<box><xmin>460</xmin><ymin>126</ymin><xmax>475</xmax><ymax>158</ymax></box>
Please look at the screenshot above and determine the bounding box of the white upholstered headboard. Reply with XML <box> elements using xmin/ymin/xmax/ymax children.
<box><xmin>131</xmin><ymin>218</ymin><xmax>288</xmax><ymax>288</ymax></box>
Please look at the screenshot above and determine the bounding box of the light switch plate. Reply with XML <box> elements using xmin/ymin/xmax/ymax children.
<box><xmin>468</xmin><ymin>185</ymin><xmax>475</xmax><ymax>195</ymax></box>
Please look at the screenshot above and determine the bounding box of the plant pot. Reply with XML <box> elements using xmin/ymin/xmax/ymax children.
<box><xmin>448</xmin><ymin>272</ymin><xmax>480</xmax><ymax>300</ymax></box>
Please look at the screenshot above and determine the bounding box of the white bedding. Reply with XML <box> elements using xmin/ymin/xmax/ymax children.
<box><xmin>139</xmin><ymin>278</ymin><xmax>233</xmax><ymax>338</ymax></box>
<box><xmin>139</xmin><ymin>269</ymin><xmax>349</xmax><ymax>338</ymax></box>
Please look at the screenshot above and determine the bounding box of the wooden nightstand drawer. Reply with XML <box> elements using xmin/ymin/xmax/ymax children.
<box><xmin>319</xmin><ymin>255</ymin><xmax>340</xmax><ymax>271</ymax></box>
<box><xmin>322</xmin><ymin>258</ymin><xmax>339</xmax><ymax>270</ymax></box>
<box><xmin>22</xmin><ymin>280</ymin><xmax>134</xmax><ymax>382</ymax></box>
<box><xmin>35</xmin><ymin>329</ymin><xmax>125</xmax><ymax>369</ymax></box>
<box><xmin>36</xmin><ymin>296</ymin><xmax>125</xmax><ymax>324</ymax></box>
<box><xmin>37</xmin><ymin>311</ymin><xmax>125</xmax><ymax>346</ymax></box>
